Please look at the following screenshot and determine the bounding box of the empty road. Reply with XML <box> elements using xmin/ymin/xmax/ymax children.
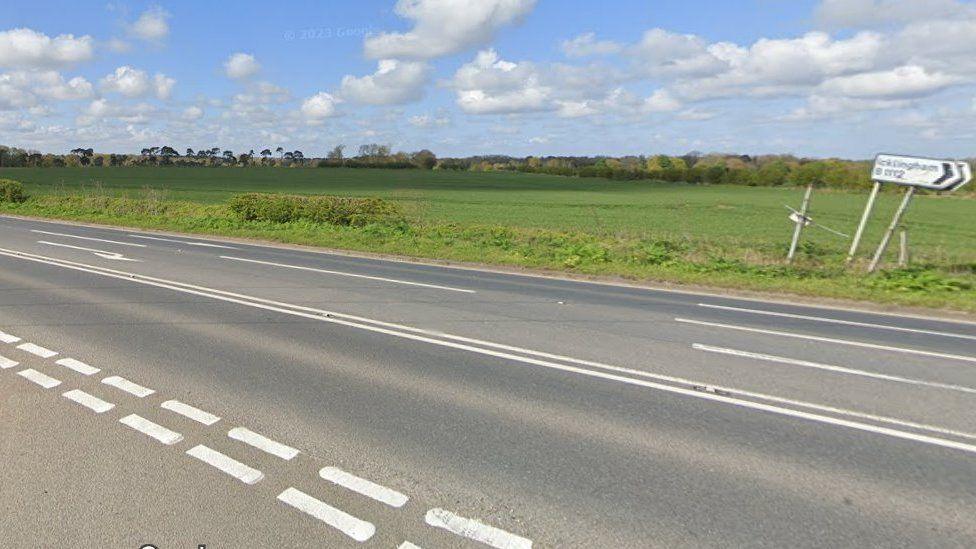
<box><xmin>1</xmin><ymin>215</ymin><xmax>975</xmax><ymax>547</ymax></box>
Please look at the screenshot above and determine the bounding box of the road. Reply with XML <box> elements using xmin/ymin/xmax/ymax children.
<box><xmin>1</xmin><ymin>214</ymin><xmax>975</xmax><ymax>548</ymax></box>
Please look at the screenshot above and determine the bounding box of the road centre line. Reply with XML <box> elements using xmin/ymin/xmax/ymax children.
<box><xmin>102</xmin><ymin>375</ymin><xmax>155</xmax><ymax>397</ymax></box>
<box><xmin>693</xmin><ymin>344</ymin><xmax>976</xmax><ymax>395</ymax></box>
<box><xmin>119</xmin><ymin>414</ymin><xmax>183</xmax><ymax>445</ymax></box>
<box><xmin>63</xmin><ymin>389</ymin><xmax>114</xmax><ymax>413</ymax></box>
<box><xmin>319</xmin><ymin>466</ymin><xmax>409</xmax><ymax>508</ymax></box>
<box><xmin>698</xmin><ymin>303</ymin><xmax>976</xmax><ymax>342</ymax></box>
<box><xmin>161</xmin><ymin>400</ymin><xmax>221</xmax><ymax>425</ymax></box>
<box><xmin>30</xmin><ymin>230</ymin><xmax>146</xmax><ymax>247</ymax></box>
<box><xmin>4</xmin><ymin>248</ymin><xmax>976</xmax><ymax>454</ymax></box>
<box><xmin>0</xmin><ymin>330</ymin><xmax>21</xmax><ymax>343</ymax></box>
<box><xmin>55</xmin><ymin>357</ymin><xmax>100</xmax><ymax>376</ymax></box>
<box><xmin>129</xmin><ymin>234</ymin><xmax>238</xmax><ymax>249</ymax></box>
<box><xmin>277</xmin><ymin>487</ymin><xmax>375</xmax><ymax>542</ymax></box>
<box><xmin>228</xmin><ymin>427</ymin><xmax>299</xmax><ymax>460</ymax></box>
<box><xmin>220</xmin><ymin>255</ymin><xmax>476</xmax><ymax>294</ymax></box>
<box><xmin>186</xmin><ymin>445</ymin><xmax>263</xmax><ymax>484</ymax></box>
<box><xmin>425</xmin><ymin>508</ymin><xmax>532</xmax><ymax>549</ymax></box>
<box><xmin>17</xmin><ymin>368</ymin><xmax>61</xmax><ymax>388</ymax></box>
<box><xmin>0</xmin><ymin>355</ymin><xmax>19</xmax><ymax>369</ymax></box>
<box><xmin>676</xmin><ymin>318</ymin><xmax>976</xmax><ymax>364</ymax></box>
<box><xmin>17</xmin><ymin>342</ymin><xmax>58</xmax><ymax>358</ymax></box>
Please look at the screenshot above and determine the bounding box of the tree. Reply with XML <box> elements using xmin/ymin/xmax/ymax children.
<box><xmin>327</xmin><ymin>145</ymin><xmax>344</xmax><ymax>161</ymax></box>
<box><xmin>186</xmin><ymin>148</ymin><xmax>195</xmax><ymax>157</ymax></box>
<box><xmin>412</xmin><ymin>149</ymin><xmax>437</xmax><ymax>169</ymax></box>
<box><xmin>292</xmin><ymin>150</ymin><xmax>304</xmax><ymax>166</ymax></box>
<box><xmin>222</xmin><ymin>150</ymin><xmax>235</xmax><ymax>164</ymax></box>
<box><xmin>275</xmin><ymin>146</ymin><xmax>284</xmax><ymax>159</ymax></box>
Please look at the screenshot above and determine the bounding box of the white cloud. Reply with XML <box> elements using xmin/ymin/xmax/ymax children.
<box><xmin>816</xmin><ymin>0</ymin><xmax>972</xmax><ymax>28</ymax></box>
<box><xmin>32</xmin><ymin>71</ymin><xmax>94</xmax><ymax>100</ymax></box>
<box><xmin>408</xmin><ymin>113</ymin><xmax>450</xmax><ymax>127</ymax></box>
<box><xmin>364</xmin><ymin>0</ymin><xmax>537</xmax><ymax>59</ymax></box>
<box><xmin>561</xmin><ymin>33</ymin><xmax>622</xmax><ymax>58</ymax></box>
<box><xmin>784</xmin><ymin>95</ymin><xmax>911</xmax><ymax>121</ymax></box>
<box><xmin>101</xmin><ymin>66</ymin><xmax>174</xmax><ymax>99</ymax></box>
<box><xmin>0</xmin><ymin>28</ymin><xmax>94</xmax><ymax>69</ymax></box>
<box><xmin>642</xmin><ymin>89</ymin><xmax>682</xmax><ymax>113</ymax></box>
<box><xmin>628</xmin><ymin>29</ymin><xmax>727</xmax><ymax>78</ymax></box>
<box><xmin>300</xmin><ymin>92</ymin><xmax>339</xmax><ymax>124</ymax></box>
<box><xmin>451</xmin><ymin>49</ymin><xmax>552</xmax><ymax>114</ymax></box>
<box><xmin>818</xmin><ymin>65</ymin><xmax>957</xmax><ymax>99</ymax></box>
<box><xmin>128</xmin><ymin>7</ymin><xmax>170</xmax><ymax>43</ymax></box>
<box><xmin>340</xmin><ymin>59</ymin><xmax>431</xmax><ymax>105</ymax></box>
<box><xmin>78</xmin><ymin>98</ymin><xmax>156</xmax><ymax>125</ymax></box>
<box><xmin>181</xmin><ymin>106</ymin><xmax>203</xmax><ymax>121</ymax></box>
<box><xmin>224</xmin><ymin>53</ymin><xmax>260</xmax><ymax>80</ymax></box>
<box><xmin>153</xmin><ymin>73</ymin><xmax>176</xmax><ymax>100</ymax></box>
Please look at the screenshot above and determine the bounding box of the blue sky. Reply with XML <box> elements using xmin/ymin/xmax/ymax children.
<box><xmin>0</xmin><ymin>0</ymin><xmax>974</xmax><ymax>158</ymax></box>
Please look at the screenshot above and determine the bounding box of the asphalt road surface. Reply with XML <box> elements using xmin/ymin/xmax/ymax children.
<box><xmin>1</xmin><ymin>215</ymin><xmax>975</xmax><ymax>548</ymax></box>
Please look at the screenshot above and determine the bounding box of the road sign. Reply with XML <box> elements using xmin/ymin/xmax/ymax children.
<box><xmin>872</xmin><ymin>154</ymin><xmax>971</xmax><ymax>191</ymax></box>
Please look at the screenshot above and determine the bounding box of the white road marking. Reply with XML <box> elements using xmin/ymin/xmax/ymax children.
<box><xmin>129</xmin><ymin>234</ymin><xmax>239</xmax><ymax>249</ymax></box>
<box><xmin>319</xmin><ymin>466</ymin><xmax>409</xmax><ymax>508</ymax></box>
<box><xmin>119</xmin><ymin>414</ymin><xmax>182</xmax><ymax>445</ymax></box>
<box><xmin>220</xmin><ymin>255</ymin><xmax>476</xmax><ymax>293</ymax></box>
<box><xmin>425</xmin><ymin>508</ymin><xmax>532</xmax><ymax>549</ymax></box>
<box><xmin>0</xmin><ymin>354</ymin><xmax>19</xmax><ymax>369</ymax></box>
<box><xmin>228</xmin><ymin>427</ymin><xmax>299</xmax><ymax>460</ymax></box>
<box><xmin>102</xmin><ymin>375</ymin><xmax>155</xmax><ymax>397</ymax></box>
<box><xmin>693</xmin><ymin>344</ymin><xmax>976</xmax><ymax>395</ymax></box>
<box><xmin>161</xmin><ymin>400</ymin><xmax>221</xmax><ymax>425</ymax></box>
<box><xmin>5</xmin><ymin>248</ymin><xmax>976</xmax><ymax>454</ymax></box>
<box><xmin>676</xmin><ymin>318</ymin><xmax>976</xmax><ymax>364</ymax></box>
<box><xmin>63</xmin><ymin>389</ymin><xmax>114</xmax><ymax>413</ymax></box>
<box><xmin>55</xmin><ymin>357</ymin><xmax>100</xmax><ymax>376</ymax></box>
<box><xmin>17</xmin><ymin>342</ymin><xmax>58</xmax><ymax>358</ymax></box>
<box><xmin>186</xmin><ymin>445</ymin><xmax>263</xmax><ymax>484</ymax></box>
<box><xmin>277</xmin><ymin>487</ymin><xmax>375</xmax><ymax>542</ymax></box>
<box><xmin>697</xmin><ymin>303</ymin><xmax>976</xmax><ymax>342</ymax></box>
<box><xmin>17</xmin><ymin>368</ymin><xmax>61</xmax><ymax>388</ymax></box>
<box><xmin>38</xmin><ymin>241</ymin><xmax>141</xmax><ymax>262</ymax></box>
<box><xmin>31</xmin><ymin>230</ymin><xmax>146</xmax><ymax>247</ymax></box>
<box><xmin>0</xmin><ymin>330</ymin><xmax>21</xmax><ymax>343</ymax></box>
<box><xmin>398</xmin><ymin>543</ymin><xmax>423</xmax><ymax>549</ymax></box>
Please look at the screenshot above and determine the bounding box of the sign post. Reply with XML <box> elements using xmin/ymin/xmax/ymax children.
<box><xmin>867</xmin><ymin>186</ymin><xmax>915</xmax><ymax>273</ymax></box>
<box><xmin>846</xmin><ymin>181</ymin><xmax>880</xmax><ymax>262</ymax></box>
<box><xmin>787</xmin><ymin>184</ymin><xmax>814</xmax><ymax>263</ymax></box>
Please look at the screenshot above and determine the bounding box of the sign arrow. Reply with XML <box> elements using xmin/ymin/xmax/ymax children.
<box><xmin>872</xmin><ymin>154</ymin><xmax>970</xmax><ymax>191</ymax></box>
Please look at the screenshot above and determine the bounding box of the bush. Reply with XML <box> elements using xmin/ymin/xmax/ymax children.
<box><xmin>228</xmin><ymin>193</ymin><xmax>404</xmax><ymax>227</ymax></box>
<box><xmin>0</xmin><ymin>179</ymin><xmax>28</xmax><ymax>203</ymax></box>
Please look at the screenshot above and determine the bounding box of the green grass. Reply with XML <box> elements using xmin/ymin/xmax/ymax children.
<box><xmin>1</xmin><ymin>166</ymin><xmax>974</xmax><ymax>313</ymax></box>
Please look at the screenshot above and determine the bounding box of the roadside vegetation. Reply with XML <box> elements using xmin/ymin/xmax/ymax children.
<box><xmin>0</xmin><ymin>167</ymin><xmax>973</xmax><ymax>313</ymax></box>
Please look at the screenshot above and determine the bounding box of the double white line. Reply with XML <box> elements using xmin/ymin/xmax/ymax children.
<box><xmin>2</xmin><ymin>246</ymin><xmax>975</xmax><ymax>456</ymax></box>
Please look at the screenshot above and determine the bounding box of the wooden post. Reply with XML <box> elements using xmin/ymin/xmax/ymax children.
<box><xmin>847</xmin><ymin>181</ymin><xmax>881</xmax><ymax>263</ymax></box>
<box><xmin>787</xmin><ymin>184</ymin><xmax>814</xmax><ymax>263</ymax></box>
<box><xmin>868</xmin><ymin>187</ymin><xmax>915</xmax><ymax>273</ymax></box>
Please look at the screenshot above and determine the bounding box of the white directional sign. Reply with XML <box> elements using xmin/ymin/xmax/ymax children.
<box><xmin>872</xmin><ymin>154</ymin><xmax>972</xmax><ymax>191</ymax></box>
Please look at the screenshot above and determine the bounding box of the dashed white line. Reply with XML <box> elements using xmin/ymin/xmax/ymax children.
<box><xmin>17</xmin><ymin>342</ymin><xmax>58</xmax><ymax>358</ymax></box>
<box><xmin>17</xmin><ymin>368</ymin><xmax>61</xmax><ymax>388</ymax></box>
<box><xmin>31</xmin><ymin>230</ymin><xmax>147</xmax><ymax>247</ymax></box>
<box><xmin>102</xmin><ymin>375</ymin><xmax>155</xmax><ymax>397</ymax></box>
<box><xmin>186</xmin><ymin>445</ymin><xmax>263</xmax><ymax>484</ymax></box>
<box><xmin>220</xmin><ymin>255</ymin><xmax>476</xmax><ymax>293</ymax></box>
<box><xmin>676</xmin><ymin>318</ymin><xmax>976</xmax><ymax>364</ymax></box>
<box><xmin>55</xmin><ymin>357</ymin><xmax>100</xmax><ymax>376</ymax></box>
<box><xmin>161</xmin><ymin>400</ymin><xmax>221</xmax><ymax>425</ymax></box>
<box><xmin>0</xmin><ymin>330</ymin><xmax>21</xmax><ymax>343</ymax></box>
<box><xmin>63</xmin><ymin>389</ymin><xmax>114</xmax><ymax>413</ymax></box>
<box><xmin>0</xmin><ymin>354</ymin><xmax>18</xmax><ymax>369</ymax></box>
<box><xmin>129</xmin><ymin>234</ymin><xmax>239</xmax><ymax>249</ymax></box>
<box><xmin>119</xmin><ymin>414</ymin><xmax>182</xmax><ymax>445</ymax></box>
<box><xmin>228</xmin><ymin>427</ymin><xmax>299</xmax><ymax>460</ymax></box>
<box><xmin>277</xmin><ymin>487</ymin><xmax>375</xmax><ymax>543</ymax></box>
<box><xmin>425</xmin><ymin>508</ymin><xmax>532</xmax><ymax>549</ymax></box>
<box><xmin>319</xmin><ymin>466</ymin><xmax>409</xmax><ymax>508</ymax></box>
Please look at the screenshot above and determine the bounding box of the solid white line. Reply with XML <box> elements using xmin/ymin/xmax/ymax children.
<box><xmin>119</xmin><ymin>414</ymin><xmax>182</xmax><ymax>445</ymax></box>
<box><xmin>129</xmin><ymin>234</ymin><xmax>238</xmax><ymax>249</ymax></box>
<box><xmin>425</xmin><ymin>508</ymin><xmax>532</xmax><ymax>549</ymax></box>
<box><xmin>102</xmin><ymin>375</ymin><xmax>155</xmax><ymax>397</ymax></box>
<box><xmin>186</xmin><ymin>445</ymin><xmax>263</xmax><ymax>484</ymax></box>
<box><xmin>698</xmin><ymin>303</ymin><xmax>976</xmax><ymax>342</ymax></box>
<box><xmin>4</xmin><ymin>249</ymin><xmax>976</xmax><ymax>455</ymax></box>
<box><xmin>63</xmin><ymin>389</ymin><xmax>114</xmax><ymax>413</ymax></box>
<box><xmin>17</xmin><ymin>342</ymin><xmax>58</xmax><ymax>358</ymax></box>
<box><xmin>161</xmin><ymin>400</ymin><xmax>221</xmax><ymax>425</ymax></box>
<box><xmin>693</xmin><ymin>344</ymin><xmax>976</xmax><ymax>395</ymax></box>
<box><xmin>277</xmin><ymin>487</ymin><xmax>375</xmax><ymax>542</ymax></box>
<box><xmin>17</xmin><ymin>368</ymin><xmax>61</xmax><ymax>388</ymax></box>
<box><xmin>319</xmin><ymin>466</ymin><xmax>409</xmax><ymax>508</ymax></box>
<box><xmin>0</xmin><ymin>330</ymin><xmax>21</xmax><ymax>343</ymax></box>
<box><xmin>676</xmin><ymin>318</ymin><xmax>976</xmax><ymax>364</ymax></box>
<box><xmin>31</xmin><ymin>229</ymin><xmax>146</xmax><ymax>247</ymax></box>
<box><xmin>0</xmin><ymin>354</ymin><xmax>19</xmax><ymax>369</ymax></box>
<box><xmin>220</xmin><ymin>255</ymin><xmax>476</xmax><ymax>293</ymax></box>
<box><xmin>55</xmin><ymin>357</ymin><xmax>100</xmax><ymax>376</ymax></box>
<box><xmin>228</xmin><ymin>427</ymin><xmax>299</xmax><ymax>460</ymax></box>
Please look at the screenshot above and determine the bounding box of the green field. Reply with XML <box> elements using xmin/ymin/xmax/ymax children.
<box><xmin>1</xmin><ymin>167</ymin><xmax>974</xmax><ymax>312</ymax></box>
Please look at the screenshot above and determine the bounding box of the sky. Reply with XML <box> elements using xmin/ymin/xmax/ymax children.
<box><xmin>0</xmin><ymin>0</ymin><xmax>974</xmax><ymax>159</ymax></box>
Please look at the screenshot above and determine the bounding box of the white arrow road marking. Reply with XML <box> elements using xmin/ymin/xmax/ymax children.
<box><xmin>0</xmin><ymin>355</ymin><xmax>19</xmax><ymax>369</ymax></box>
<box><xmin>0</xmin><ymin>330</ymin><xmax>21</xmax><ymax>343</ymax></box>
<box><xmin>161</xmin><ymin>400</ymin><xmax>221</xmax><ymax>425</ymax></box>
<box><xmin>228</xmin><ymin>427</ymin><xmax>299</xmax><ymax>460</ymax></box>
<box><xmin>277</xmin><ymin>487</ymin><xmax>376</xmax><ymax>543</ymax></box>
<box><xmin>186</xmin><ymin>445</ymin><xmax>263</xmax><ymax>484</ymax></box>
<box><xmin>38</xmin><ymin>241</ymin><xmax>141</xmax><ymax>262</ymax></box>
<box><xmin>55</xmin><ymin>357</ymin><xmax>100</xmax><ymax>376</ymax></box>
<box><xmin>17</xmin><ymin>368</ymin><xmax>61</xmax><ymax>388</ymax></box>
<box><xmin>17</xmin><ymin>342</ymin><xmax>58</xmax><ymax>358</ymax></box>
<box><xmin>425</xmin><ymin>508</ymin><xmax>532</xmax><ymax>549</ymax></box>
<box><xmin>102</xmin><ymin>375</ymin><xmax>155</xmax><ymax>397</ymax></box>
<box><xmin>31</xmin><ymin>230</ymin><xmax>146</xmax><ymax>247</ymax></box>
<box><xmin>319</xmin><ymin>467</ymin><xmax>409</xmax><ymax>508</ymax></box>
<box><xmin>398</xmin><ymin>543</ymin><xmax>423</xmax><ymax>549</ymax></box>
<box><xmin>129</xmin><ymin>234</ymin><xmax>239</xmax><ymax>249</ymax></box>
<box><xmin>62</xmin><ymin>389</ymin><xmax>114</xmax><ymax>413</ymax></box>
<box><xmin>119</xmin><ymin>414</ymin><xmax>183</xmax><ymax>445</ymax></box>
